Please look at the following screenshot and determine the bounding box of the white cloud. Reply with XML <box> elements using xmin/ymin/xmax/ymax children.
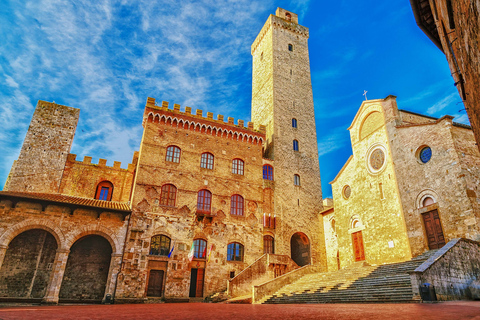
<box><xmin>427</xmin><ymin>92</ymin><xmax>458</xmax><ymax>115</ymax></box>
<box><xmin>317</xmin><ymin>127</ymin><xmax>350</xmax><ymax>156</ymax></box>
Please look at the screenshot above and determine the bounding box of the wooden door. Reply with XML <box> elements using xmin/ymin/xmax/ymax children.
<box><xmin>147</xmin><ymin>270</ymin><xmax>164</xmax><ymax>297</ymax></box>
<box><xmin>352</xmin><ymin>231</ymin><xmax>365</xmax><ymax>262</ymax></box>
<box><xmin>195</xmin><ymin>268</ymin><xmax>205</xmax><ymax>297</ymax></box>
<box><xmin>422</xmin><ymin>210</ymin><xmax>446</xmax><ymax>249</ymax></box>
<box><xmin>189</xmin><ymin>268</ymin><xmax>205</xmax><ymax>298</ymax></box>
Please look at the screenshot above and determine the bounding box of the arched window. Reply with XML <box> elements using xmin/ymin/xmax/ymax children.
<box><xmin>230</xmin><ymin>195</ymin><xmax>244</xmax><ymax>216</ymax></box>
<box><xmin>166</xmin><ymin>145</ymin><xmax>181</xmax><ymax>163</ymax></box>
<box><xmin>292</xmin><ymin>118</ymin><xmax>297</xmax><ymax>128</ymax></box>
<box><xmin>197</xmin><ymin>189</ymin><xmax>212</xmax><ymax>214</ymax></box>
<box><xmin>293</xmin><ymin>140</ymin><xmax>299</xmax><ymax>151</ymax></box>
<box><xmin>160</xmin><ymin>184</ymin><xmax>177</xmax><ymax>206</ymax></box>
<box><xmin>263</xmin><ymin>235</ymin><xmax>274</xmax><ymax>254</ymax></box>
<box><xmin>294</xmin><ymin>174</ymin><xmax>300</xmax><ymax>186</ymax></box>
<box><xmin>232</xmin><ymin>159</ymin><xmax>244</xmax><ymax>175</ymax></box>
<box><xmin>285</xmin><ymin>12</ymin><xmax>292</xmax><ymax>21</ymax></box>
<box><xmin>227</xmin><ymin>242</ymin><xmax>244</xmax><ymax>261</ymax></box>
<box><xmin>263</xmin><ymin>164</ymin><xmax>274</xmax><ymax>180</ymax></box>
<box><xmin>200</xmin><ymin>152</ymin><xmax>214</xmax><ymax>169</ymax></box>
<box><xmin>95</xmin><ymin>181</ymin><xmax>113</xmax><ymax>201</ymax></box>
<box><xmin>150</xmin><ymin>235</ymin><xmax>171</xmax><ymax>256</ymax></box>
<box><xmin>193</xmin><ymin>239</ymin><xmax>207</xmax><ymax>259</ymax></box>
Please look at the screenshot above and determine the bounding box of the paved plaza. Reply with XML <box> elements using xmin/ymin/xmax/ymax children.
<box><xmin>0</xmin><ymin>302</ymin><xmax>479</xmax><ymax>320</ymax></box>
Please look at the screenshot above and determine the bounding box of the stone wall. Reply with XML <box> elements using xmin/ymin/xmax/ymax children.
<box><xmin>390</xmin><ymin>113</ymin><xmax>480</xmax><ymax>256</ymax></box>
<box><xmin>433</xmin><ymin>0</ymin><xmax>480</xmax><ymax>152</ymax></box>
<box><xmin>227</xmin><ymin>254</ymin><xmax>297</xmax><ymax>297</ymax></box>
<box><xmin>59</xmin><ymin>154</ymin><xmax>136</xmax><ymax>203</ymax></box>
<box><xmin>0</xmin><ymin>198</ymin><xmax>128</xmax><ymax>303</ymax></box>
<box><xmin>321</xmin><ymin>208</ymin><xmax>338</xmax><ymax>271</ymax></box>
<box><xmin>251</xmin><ymin>9</ymin><xmax>325</xmax><ymax>268</ymax></box>
<box><xmin>5</xmin><ymin>101</ymin><xmax>80</xmax><ymax>193</ymax></box>
<box><xmin>410</xmin><ymin>238</ymin><xmax>480</xmax><ymax>300</ymax></box>
<box><xmin>115</xmin><ymin>100</ymin><xmax>267</xmax><ymax>300</ymax></box>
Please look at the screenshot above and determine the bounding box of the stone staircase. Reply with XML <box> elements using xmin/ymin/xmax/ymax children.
<box><xmin>259</xmin><ymin>250</ymin><xmax>438</xmax><ymax>304</ymax></box>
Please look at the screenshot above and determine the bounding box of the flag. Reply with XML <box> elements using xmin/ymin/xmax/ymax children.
<box><xmin>188</xmin><ymin>243</ymin><xmax>194</xmax><ymax>262</ymax></box>
<box><xmin>207</xmin><ymin>244</ymin><xmax>214</xmax><ymax>263</ymax></box>
<box><xmin>168</xmin><ymin>240</ymin><xmax>175</xmax><ymax>258</ymax></box>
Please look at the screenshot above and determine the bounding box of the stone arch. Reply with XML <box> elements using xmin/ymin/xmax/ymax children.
<box><xmin>147</xmin><ymin>113</ymin><xmax>154</xmax><ymax>122</ymax></box>
<box><xmin>65</xmin><ymin>226</ymin><xmax>120</xmax><ymax>254</ymax></box>
<box><xmin>178</xmin><ymin>119</ymin><xmax>184</xmax><ymax>128</ymax></box>
<box><xmin>349</xmin><ymin>215</ymin><xmax>363</xmax><ymax>230</ymax></box>
<box><xmin>59</xmin><ymin>234</ymin><xmax>113</xmax><ymax>302</ymax></box>
<box><xmin>0</xmin><ymin>228</ymin><xmax>58</xmax><ymax>299</ymax></box>
<box><xmin>195</xmin><ymin>123</ymin><xmax>201</xmax><ymax>132</ymax></box>
<box><xmin>0</xmin><ymin>219</ymin><xmax>65</xmax><ymax>249</ymax></box>
<box><xmin>415</xmin><ymin>189</ymin><xmax>439</xmax><ymax>209</ymax></box>
<box><xmin>172</xmin><ymin>118</ymin><xmax>178</xmax><ymax>127</ymax></box>
<box><xmin>359</xmin><ymin>111</ymin><xmax>383</xmax><ymax>140</ymax></box>
<box><xmin>290</xmin><ymin>232</ymin><xmax>310</xmax><ymax>266</ymax></box>
<box><xmin>160</xmin><ymin>115</ymin><xmax>166</xmax><ymax>125</ymax></box>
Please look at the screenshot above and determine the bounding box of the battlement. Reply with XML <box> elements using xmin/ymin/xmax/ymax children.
<box><xmin>252</xmin><ymin>9</ymin><xmax>308</xmax><ymax>54</ymax></box>
<box><xmin>66</xmin><ymin>154</ymin><xmax>137</xmax><ymax>172</ymax></box>
<box><xmin>143</xmin><ymin>97</ymin><xmax>266</xmax><ymax>141</ymax></box>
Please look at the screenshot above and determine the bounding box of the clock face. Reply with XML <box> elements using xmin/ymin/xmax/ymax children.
<box><xmin>369</xmin><ymin>148</ymin><xmax>385</xmax><ymax>171</ymax></box>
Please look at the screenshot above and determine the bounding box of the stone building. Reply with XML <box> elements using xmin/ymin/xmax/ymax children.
<box><xmin>410</xmin><ymin>0</ymin><xmax>480</xmax><ymax>151</ymax></box>
<box><xmin>328</xmin><ymin>95</ymin><xmax>480</xmax><ymax>271</ymax></box>
<box><xmin>0</xmin><ymin>8</ymin><xmax>325</xmax><ymax>303</ymax></box>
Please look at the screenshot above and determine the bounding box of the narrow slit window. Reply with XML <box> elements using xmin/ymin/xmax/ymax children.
<box><xmin>293</xmin><ymin>140</ymin><xmax>299</xmax><ymax>151</ymax></box>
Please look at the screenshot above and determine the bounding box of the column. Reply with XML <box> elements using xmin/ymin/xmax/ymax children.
<box><xmin>103</xmin><ymin>253</ymin><xmax>123</xmax><ymax>302</ymax></box>
<box><xmin>43</xmin><ymin>248</ymin><xmax>70</xmax><ymax>304</ymax></box>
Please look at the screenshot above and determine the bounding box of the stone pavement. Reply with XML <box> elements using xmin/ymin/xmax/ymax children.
<box><xmin>0</xmin><ymin>302</ymin><xmax>479</xmax><ymax>320</ymax></box>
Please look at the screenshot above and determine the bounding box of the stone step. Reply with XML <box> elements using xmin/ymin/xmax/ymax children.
<box><xmin>258</xmin><ymin>250</ymin><xmax>440</xmax><ymax>304</ymax></box>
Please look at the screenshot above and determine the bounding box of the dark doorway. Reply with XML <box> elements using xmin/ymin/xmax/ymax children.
<box><xmin>290</xmin><ymin>232</ymin><xmax>310</xmax><ymax>266</ymax></box>
<box><xmin>422</xmin><ymin>210</ymin><xmax>446</xmax><ymax>249</ymax></box>
<box><xmin>352</xmin><ymin>231</ymin><xmax>365</xmax><ymax>262</ymax></box>
<box><xmin>147</xmin><ymin>270</ymin><xmax>164</xmax><ymax>297</ymax></box>
<box><xmin>189</xmin><ymin>268</ymin><xmax>204</xmax><ymax>297</ymax></box>
<box><xmin>0</xmin><ymin>229</ymin><xmax>57</xmax><ymax>299</ymax></box>
<box><xmin>59</xmin><ymin>235</ymin><xmax>112</xmax><ymax>302</ymax></box>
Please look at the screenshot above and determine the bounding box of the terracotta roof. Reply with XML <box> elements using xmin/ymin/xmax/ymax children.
<box><xmin>0</xmin><ymin>191</ymin><xmax>131</xmax><ymax>212</ymax></box>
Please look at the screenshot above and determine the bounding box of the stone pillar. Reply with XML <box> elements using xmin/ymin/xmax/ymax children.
<box><xmin>43</xmin><ymin>248</ymin><xmax>70</xmax><ymax>304</ymax></box>
<box><xmin>0</xmin><ymin>244</ymin><xmax>8</xmax><ymax>270</ymax></box>
<box><xmin>103</xmin><ymin>253</ymin><xmax>123</xmax><ymax>302</ymax></box>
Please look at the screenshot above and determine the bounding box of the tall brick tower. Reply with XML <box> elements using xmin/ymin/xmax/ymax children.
<box><xmin>4</xmin><ymin>101</ymin><xmax>80</xmax><ymax>193</ymax></box>
<box><xmin>251</xmin><ymin>8</ymin><xmax>325</xmax><ymax>267</ymax></box>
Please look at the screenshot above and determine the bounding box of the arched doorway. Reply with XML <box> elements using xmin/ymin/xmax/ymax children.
<box><xmin>290</xmin><ymin>232</ymin><xmax>310</xmax><ymax>266</ymax></box>
<box><xmin>0</xmin><ymin>229</ymin><xmax>57</xmax><ymax>299</ymax></box>
<box><xmin>59</xmin><ymin>235</ymin><xmax>112</xmax><ymax>302</ymax></box>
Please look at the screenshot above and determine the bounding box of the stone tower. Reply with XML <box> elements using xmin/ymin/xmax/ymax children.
<box><xmin>251</xmin><ymin>8</ymin><xmax>325</xmax><ymax>266</ymax></box>
<box><xmin>4</xmin><ymin>100</ymin><xmax>80</xmax><ymax>193</ymax></box>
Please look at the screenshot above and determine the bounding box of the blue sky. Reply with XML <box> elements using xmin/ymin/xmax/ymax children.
<box><xmin>0</xmin><ymin>0</ymin><xmax>467</xmax><ymax>197</ymax></box>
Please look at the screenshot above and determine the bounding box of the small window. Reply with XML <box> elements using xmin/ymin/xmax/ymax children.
<box><xmin>446</xmin><ymin>0</ymin><xmax>455</xmax><ymax>29</ymax></box>
<box><xmin>95</xmin><ymin>181</ymin><xmax>113</xmax><ymax>201</ymax></box>
<box><xmin>197</xmin><ymin>189</ymin><xmax>212</xmax><ymax>214</ymax></box>
<box><xmin>150</xmin><ymin>235</ymin><xmax>171</xmax><ymax>256</ymax></box>
<box><xmin>260</xmin><ymin>52</ymin><xmax>263</xmax><ymax>60</ymax></box>
<box><xmin>285</xmin><ymin>12</ymin><xmax>292</xmax><ymax>21</ymax></box>
<box><xmin>232</xmin><ymin>159</ymin><xmax>244</xmax><ymax>175</ymax></box>
<box><xmin>419</xmin><ymin>146</ymin><xmax>432</xmax><ymax>164</ymax></box>
<box><xmin>227</xmin><ymin>242</ymin><xmax>244</xmax><ymax>261</ymax></box>
<box><xmin>288</xmin><ymin>44</ymin><xmax>293</xmax><ymax>51</ymax></box>
<box><xmin>160</xmin><ymin>184</ymin><xmax>177</xmax><ymax>206</ymax></box>
<box><xmin>292</xmin><ymin>118</ymin><xmax>297</xmax><ymax>128</ymax></box>
<box><xmin>193</xmin><ymin>239</ymin><xmax>207</xmax><ymax>259</ymax></box>
<box><xmin>230</xmin><ymin>195</ymin><xmax>244</xmax><ymax>216</ymax></box>
<box><xmin>200</xmin><ymin>152</ymin><xmax>214</xmax><ymax>170</ymax></box>
<box><xmin>294</xmin><ymin>174</ymin><xmax>300</xmax><ymax>186</ymax></box>
<box><xmin>263</xmin><ymin>235</ymin><xmax>274</xmax><ymax>254</ymax></box>
<box><xmin>263</xmin><ymin>164</ymin><xmax>274</xmax><ymax>180</ymax></box>
<box><xmin>293</xmin><ymin>140</ymin><xmax>299</xmax><ymax>151</ymax></box>
<box><xmin>166</xmin><ymin>145</ymin><xmax>181</xmax><ymax>163</ymax></box>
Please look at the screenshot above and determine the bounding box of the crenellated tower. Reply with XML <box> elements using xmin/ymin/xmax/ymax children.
<box><xmin>251</xmin><ymin>8</ymin><xmax>325</xmax><ymax>267</ymax></box>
